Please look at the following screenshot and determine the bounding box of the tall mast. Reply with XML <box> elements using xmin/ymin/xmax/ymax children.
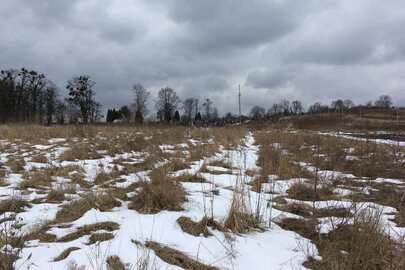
<box><xmin>238</xmin><ymin>84</ymin><xmax>242</xmax><ymax>124</ymax></box>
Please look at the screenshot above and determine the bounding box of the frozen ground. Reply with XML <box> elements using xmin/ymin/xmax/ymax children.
<box><xmin>0</xmin><ymin>132</ymin><xmax>315</xmax><ymax>270</ymax></box>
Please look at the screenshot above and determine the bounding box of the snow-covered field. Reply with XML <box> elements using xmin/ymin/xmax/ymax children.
<box><xmin>1</xmin><ymin>127</ymin><xmax>405</xmax><ymax>270</ymax></box>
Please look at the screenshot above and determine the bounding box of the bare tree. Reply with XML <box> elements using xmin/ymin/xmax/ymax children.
<box><xmin>132</xmin><ymin>83</ymin><xmax>150</xmax><ymax>122</ymax></box>
<box><xmin>331</xmin><ymin>99</ymin><xmax>345</xmax><ymax>113</ymax></box>
<box><xmin>308</xmin><ymin>102</ymin><xmax>328</xmax><ymax>114</ymax></box>
<box><xmin>343</xmin><ymin>99</ymin><xmax>355</xmax><ymax>109</ymax></box>
<box><xmin>55</xmin><ymin>100</ymin><xmax>67</xmax><ymax>125</ymax></box>
<box><xmin>268</xmin><ymin>103</ymin><xmax>283</xmax><ymax>115</ymax></box>
<box><xmin>250</xmin><ymin>105</ymin><xmax>266</xmax><ymax>119</ymax></box>
<box><xmin>0</xmin><ymin>68</ymin><xmax>50</xmax><ymax>123</ymax></box>
<box><xmin>44</xmin><ymin>86</ymin><xmax>57</xmax><ymax>125</ymax></box>
<box><xmin>202</xmin><ymin>98</ymin><xmax>214</xmax><ymax>121</ymax></box>
<box><xmin>156</xmin><ymin>87</ymin><xmax>180</xmax><ymax>122</ymax></box>
<box><xmin>280</xmin><ymin>99</ymin><xmax>291</xmax><ymax>115</ymax></box>
<box><xmin>291</xmin><ymin>100</ymin><xmax>303</xmax><ymax>115</ymax></box>
<box><xmin>183</xmin><ymin>98</ymin><xmax>198</xmax><ymax>124</ymax></box>
<box><xmin>66</xmin><ymin>75</ymin><xmax>97</xmax><ymax>124</ymax></box>
<box><xmin>375</xmin><ymin>95</ymin><xmax>392</xmax><ymax>108</ymax></box>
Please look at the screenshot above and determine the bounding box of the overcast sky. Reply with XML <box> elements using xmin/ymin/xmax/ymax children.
<box><xmin>1</xmin><ymin>0</ymin><xmax>405</xmax><ymax>114</ymax></box>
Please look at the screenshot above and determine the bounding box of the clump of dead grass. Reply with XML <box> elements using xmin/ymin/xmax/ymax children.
<box><xmin>19</xmin><ymin>169</ymin><xmax>54</xmax><ymax>189</ymax></box>
<box><xmin>172</xmin><ymin>172</ymin><xmax>206</xmax><ymax>183</ymax></box>
<box><xmin>145</xmin><ymin>241</ymin><xmax>218</xmax><ymax>270</ymax></box>
<box><xmin>59</xmin><ymin>143</ymin><xmax>102</xmax><ymax>161</ymax></box>
<box><xmin>0</xmin><ymin>177</ymin><xmax>8</xmax><ymax>187</ymax></box>
<box><xmin>129</xmin><ymin>167</ymin><xmax>186</xmax><ymax>214</ymax></box>
<box><xmin>55</xmin><ymin>192</ymin><xmax>121</xmax><ymax>223</ymax></box>
<box><xmin>58</xmin><ymin>222</ymin><xmax>119</xmax><ymax>242</ymax></box>
<box><xmin>277</xmin><ymin>217</ymin><xmax>319</xmax><ymax>240</ymax></box>
<box><xmin>69</xmin><ymin>172</ymin><xmax>91</xmax><ymax>188</ymax></box>
<box><xmin>177</xmin><ymin>216</ymin><xmax>211</xmax><ymax>237</ymax></box>
<box><xmin>5</xmin><ymin>157</ymin><xmax>26</xmax><ymax>172</ymax></box>
<box><xmin>223</xmin><ymin>191</ymin><xmax>262</xmax><ymax>234</ymax></box>
<box><xmin>0</xmin><ymin>216</ymin><xmax>26</xmax><ymax>269</ymax></box>
<box><xmin>0</xmin><ymin>197</ymin><xmax>30</xmax><ymax>214</ymax></box>
<box><xmin>46</xmin><ymin>188</ymin><xmax>66</xmax><ymax>203</ymax></box>
<box><xmin>167</xmin><ymin>158</ymin><xmax>190</xmax><ymax>171</ymax></box>
<box><xmin>207</xmin><ymin>159</ymin><xmax>233</xmax><ymax>169</ymax></box>
<box><xmin>309</xmin><ymin>209</ymin><xmax>405</xmax><ymax>270</ymax></box>
<box><xmin>54</xmin><ymin>247</ymin><xmax>80</xmax><ymax>262</ymax></box>
<box><xmin>88</xmin><ymin>232</ymin><xmax>114</xmax><ymax>245</ymax></box>
<box><xmin>31</xmin><ymin>154</ymin><xmax>48</xmax><ymax>163</ymax></box>
<box><xmin>94</xmin><ymin>170</ymin><xmax>113</xmax><ymax>185</ymax></box>
<box><xmin>287</xmin><ymin>181</ymin><xmax>335</xmax><ymax>201</ymax></box>
<box><xmin>106</xmin><ymin>255</ymin><xmax>127</xmax><ymax>270</ymax></box>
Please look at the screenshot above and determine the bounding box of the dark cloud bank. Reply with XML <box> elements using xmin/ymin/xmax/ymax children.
<box><xmin>1</xmin><ymin>0</ymin><xmax>405</xmax><ymax>114</ymax></box>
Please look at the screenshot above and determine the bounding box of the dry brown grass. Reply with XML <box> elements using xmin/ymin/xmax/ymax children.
<box><xmin>54</xmin><ymin>165</ymin><xmax>85</xmax><ymax>177</ymax></box>
<box><xmin>59</xmin><ymin>143</ymin><xmax>102</xmax><ymax>161</ymax></box>
<box><xmin>5</xmin><ymin>157</ymin><xmax>26</xmax><ymax>172</ymax></box>
<box><xmin>31</xmin><ymin>154</ymin><xmax>48</xmax><ymax>163</ymax></box>
<box><xmin>207</xmin><ymin>159</ymin><xmax>233</xmax><ymax>169</ymax></box>
<box><xmin>94</xmin><ymin>170</ymin><xmax>113</xmax><ymax>185</ymax></box>
<box><xmin>274</xmin><ymin>202</ymin><xmax>351</xmax><ymax>219</ymax></box>
<box><xmin>287</xmin><ymin>181</ymin><xmax>335</xmax><ymax>201</ymax></box>
<box><xmin>223</xmin><ymin>192</ymin><xmax>262</xmax><ymax>234</ymax></box>
<box><xmin>145</xmin><ymin>241</ymin><xmax>218</xmax><ymax>270</ymax></box>
<box><xmin>212</xmin><ymin>127</ymin><xmax>247</xmax><ymax>149</ymax></box>
<box><xmin>55</xmin><ymin>192</ymin><xmax>121</xmax><ymax>223</ymax></box>
<box><xmin>46</xmin><ymin>188</ymin><xmax>66</xmax><ymax>203</ymax></box>
<box><xmin>188</xmin><ymin>143</ymin><xmax>219</xmax><ymax>161</ymax></box>
<box><xmin>167</xmin><ymin>158</ymin><xmax>191</xmax><ymax>171</ymax></box>
<box><xmin>106</xmin><ymin>255</ymin><xmax>127</xmax><ymax>270</ymax></box>
<box><xmin>19</xmin><ymin>169</ymin><xmax>54</xmax><ymax>189</ymax></box>
<box><xmin>256</xmin><ymin>129</ymin><xmax>405</xmax><ymax>180</ymax></box>
<box><xmin>255</xmin><ymin>130</ymin><xmax>314</xmax><ymax>180</ymax></box>
<box><xmin>0</xmin><ymin>216</ymin><xmax>26</xmax><ymax>270</ymax></box>
<box><xmin>69</xmin><ymin>172</ymin><xmax>91</xmax><ymax>188</ymax></box>
<box><xmin>25</xmin><ymin>222</ymin><xmax>57</xmax><ymax>243</ymax></box>
<box><xmin>58</xmin><ymin>222</ymin><xmax>119</xmax><ymax>242</ymax></box>
<box><xmin>53</xmin><ymin>247</ymin><xmax>80</xmax><ymax>262</ymax></box>
<box><xmin>129</xmin><ymin>167</ymin><xmax>186</xmax><ymax>214</ymax></box>
<box><xmin>177</xmin><ymin>216</ymin><xmax>211</xmax><ymax>237</ymax></box>
<box><xmin>0</xmin><ymin>197</ymin><xmax>30</xmax><ymax>214</ymax></box>
<box><xmin>172</xmin><ymin>172</ymin><xmax>206</xmax><ymax>183</ymax></box>
<box><xmin>0</xmin><ymin>177</ymin><xmax>7</xmax><ymax>187</ymax></box>
<box><xmin>88</xmin><ymin>232</ymin><xmax>114</xmax><ymax>245</ymax></box>
<box><xmin>309</xmin><ymin>209</ymin><xmax>405</xmax><ymax>270</ymax></box>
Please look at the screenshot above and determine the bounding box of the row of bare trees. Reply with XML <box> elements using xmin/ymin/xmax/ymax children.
<box><xmin>250</xmin><ymin>95</ymin><xmax>395</xmax><ymax>119</ymax></box>
<box><xmin>0</xmin><ymin>68</ymin><xmax>102</xmax><ymax>124</ymax></box>
<box><xmin>0</xmin><ymin>67</ymin><xmax>397</xmax><ymax>125</ymax></box>
<box><xmin>107</xmin><ymin>84</ymin><xmax>218</xmax><ymax>125</ymax></box>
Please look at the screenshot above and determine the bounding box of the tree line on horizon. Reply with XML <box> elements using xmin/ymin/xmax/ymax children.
<box><xmin>249</xmin><ymin>95</ymin><xmax>395</xmax><ymax>120</ymax></box>
<box><xmin>0</xmin><ymin>67</ymin><xmax>399</xmax><ymax>125</ymax></box>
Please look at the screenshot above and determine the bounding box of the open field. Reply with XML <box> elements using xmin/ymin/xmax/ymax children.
<box><xmin>1</xmin><ymin>124</ymin><xmax>405</xmax><ymax>270</ymax></box>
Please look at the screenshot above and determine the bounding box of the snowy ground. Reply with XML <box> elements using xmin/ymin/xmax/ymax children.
<box><xmin>1</xmin><ymin>127</ymin><xmax>404</xmax><ymax>269</ymax></box>
<box><xmin>0</xmin><ymin>130</ymin><xmax>315</xmax><ymax>270</ymax></box>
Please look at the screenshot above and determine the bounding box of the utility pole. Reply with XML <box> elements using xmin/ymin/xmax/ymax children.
<box><xmin>238</xmin><ymin>84</ymin><xmax>242</xmax><ymax>124</ymax></box>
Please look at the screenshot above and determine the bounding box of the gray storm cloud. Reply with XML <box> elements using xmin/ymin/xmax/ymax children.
<box><xmin>0</xmin><ymin>0</ymin><xmax>404</xmax><ymax>114</ymax></box>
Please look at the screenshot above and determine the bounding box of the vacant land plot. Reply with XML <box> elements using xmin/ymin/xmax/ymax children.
<box><xmin>1</xmin><ymin>125</ymin><xmax>405</xmax><ymax>270</ymax></box>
